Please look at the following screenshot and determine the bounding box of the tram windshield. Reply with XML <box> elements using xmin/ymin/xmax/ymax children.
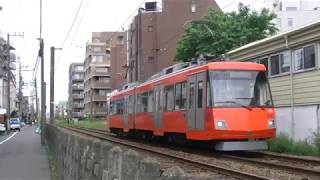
<box><xmin>209</xmin><ymin>70</ymin><xmax>273</xmax><ymax>108</ymax></box>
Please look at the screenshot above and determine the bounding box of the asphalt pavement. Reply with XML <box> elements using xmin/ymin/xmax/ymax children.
<box><xmin>0</xmin><ymin>126</ymin><xmax>50</xmax><ymax>180</ymax></box>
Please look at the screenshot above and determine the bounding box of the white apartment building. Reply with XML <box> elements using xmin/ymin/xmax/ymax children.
<box><xmin>265</xmin><ymin>0</ymin><xmax>320</xmax><ymax>33</ymax></box>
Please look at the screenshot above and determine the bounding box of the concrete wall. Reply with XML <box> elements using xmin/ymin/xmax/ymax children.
<box><xmin>275</xmin><ymin>105</ymin><xmax>320</xmax><ymax>141</ymax></box>
<box><xmin>45</xmin><ymin>125</ymin><xmax>194</xmax><ymax>180</ymax></box>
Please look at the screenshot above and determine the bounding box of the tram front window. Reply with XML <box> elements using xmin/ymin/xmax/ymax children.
<box><xmin>209</xmin><ymin>70</ymin><xmax>273</xmax><ymax>108</ymax></box>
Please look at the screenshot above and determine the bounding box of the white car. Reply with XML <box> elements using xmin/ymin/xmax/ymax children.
<box><xmin>0</xmin><ymin>123</ymin><xmax>5</xmax><ymax>132</ymax></box>
<box><xmin>9</xmin><ymin>118</ymin><xmax>21</xmax><ymax>131</ymax></box>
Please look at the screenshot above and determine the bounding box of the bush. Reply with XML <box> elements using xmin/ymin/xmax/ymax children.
<box><xmin>268</xmin><ymin>133</ymin><xmax>320</xmax><ymax>156</ymax></box>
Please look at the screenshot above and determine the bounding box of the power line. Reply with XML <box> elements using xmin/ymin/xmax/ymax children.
<box><xmin>70</xmin><ymin>0</ymin><xmax>90</xmax><ymax>45</ymax></box>
<box><xmin>60</xmin><ymin>0</ymin><xmax>84</xmax><ymax>48</ymax></box>
<box><xmin>107</xmin><ymin>0</ymin><xmax>147</xmax><ymax>42</ymax></box>
<box><xmin>222</xmin><ymin>0</ymin><xmax>238</xmax><ymax>10</ymax></box>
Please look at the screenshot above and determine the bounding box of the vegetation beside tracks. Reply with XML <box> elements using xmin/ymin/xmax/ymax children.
<box><xmin>268</xmin><ymin>133</ymin><xmax>320</xmax><ymax>157</ymax></box>
<box><xmin>54</xmin><ymin>117</ymin><xmax>108</xmax><ymax>130</ymax></box>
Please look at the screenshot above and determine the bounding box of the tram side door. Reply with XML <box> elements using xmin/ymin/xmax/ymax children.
<box><xmin>187</xmin><ymin>72</ymin><xmax>206</xmax><ymax>130</ymax></box>
<box><xmin>123</xmin><ymin>97</ymin><xmax>129</xmax><ymax>129</ymax></box>
<box><xmin>154</xmin><ymin>85</ymin><xmax>164</xmax><ymax>129</ymax></box>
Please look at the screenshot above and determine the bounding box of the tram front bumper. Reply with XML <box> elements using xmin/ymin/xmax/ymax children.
<box><xmin>215</xmin><ymin>140</ymin><xmax>267</xmax><ymax>151</ymax></box>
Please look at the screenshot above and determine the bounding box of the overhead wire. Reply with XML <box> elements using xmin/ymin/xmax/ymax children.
<box><xmin>60</xmin><ymin>0</ymin><xmax>84</xmax><ymax>49</ymax></box>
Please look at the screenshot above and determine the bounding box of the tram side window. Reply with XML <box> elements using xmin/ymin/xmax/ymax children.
<box><xmin>110</xmin><ymin>101</ymin><xmax>116</xmax><ymax>115</ymax></box>
<box><xmin>136</xmin><ymin>94</ymin><xmax>141</xmax><ymax>113</ymax></box>
<box><xmin>148</xmin><ymin>91</ymin><xmax>153</xmax><ymax>112</ymax></box>
<box><xmin>189</xmin><ymin>83</ymin><xmax>195</xmax><ymax>109</ymax></box>
<box><xmin>165</xmin><ymin>85</ymin><xmax>174</xmax><ymax>111</ymax></box>
<box><xmin>116</xmin><ymin>100</ymin><xmax>124</xmax><ymax>114</ymax></box>
<box><xmin>197</xmin><ymin>81</ymin><xmax>203</xmax><ymax>108</ymax></box>
<box><xmin>141</xmin><ymin>92</ymin><xmax>148</xmax><ymax>112</ymax></box>
<box><xmin>128</xmin><ymin>95</ymin><xmax>133</xmax><ymax>113</ymax></box>
<box><xmin>175</xmin><ymin>83</ymin><xmax>182</xmax><ymax>110</ymax></box>
<box><xmin>174</xmin><ymin>82</ymin><xmax>187</xmax><ymax>110</ymax></box>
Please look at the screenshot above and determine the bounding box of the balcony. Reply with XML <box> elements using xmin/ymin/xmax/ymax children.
<box><xmin>92</xmin><ymin>70</ymin><xmax>110</xmax><ymax>77</ymax></box>
<box><xmin>72</xmin><ymin>112</ymin><xmax>83</xmax><ymax>118</ymax></box>
<box><xmin>72</xmin><ymin>76</ymin><xmax>84</xmax><ymax>82</ymax></box>
<box><xmin>71</xmin><ymin>84</ymin><xmax>84</xmax><ymax>90</ymax></box>
<box><xmin>92</xmin><ymin>82</ymin><xmax>111</xmax><ymax>89</ymax></box>
<box><xmin>72</xmin><ymin>94</ymin><xmax>84</xmax><ymax>99</ymax></box>
<box><xmin>73</xmin><ymin>103</ymin><xmax>84</xmax><ymax>108</ymax></box>
<box><xmin>94</xmin><ymin>108</ymin><xmax>107</xmax><ymax>117</ymax></box>
<box><xmin>92</xmin><ymin>95</ymin><xmax>107</xmax><ymax>102</ymax></box>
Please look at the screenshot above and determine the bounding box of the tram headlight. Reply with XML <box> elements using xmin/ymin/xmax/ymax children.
<box><xmin>268</xmin><ymin>119</ymin><xmax>276</xmax><ymax>128</ymax></box>
<box><xmin>215</xmin><ymin>120</ymin><xmax>227</xmax><ymax>129</ymax></box>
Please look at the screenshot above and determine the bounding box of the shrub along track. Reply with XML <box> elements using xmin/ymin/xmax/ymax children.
<box><xmin>65</xmin><ymin>126</ymin><xmax>320</xmax><ymax>179</ymax></box>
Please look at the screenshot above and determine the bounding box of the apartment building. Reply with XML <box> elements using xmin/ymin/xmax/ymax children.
<box><xmin>68</xmin><ymin>63</ymin><xmax>84</xmax><ymax>119</ymax></box>
<box><xmin>227</xmin><ymin>20</ymin><xmax>320</xmax><ymax>141</ymax></box>
<box><xmin>84</xmin><ymin>32</ymin><xmax>125</xmax><ymax>119</ymax></box>
<box><xmin>265</xmin><ymin>0</ymin><xmax>320</xmax><ymax>33</ymax></box>
<box><xmin>127</xmin><ymin>0</ymin><xmax>220</xmax><ymax>82</ymax></box>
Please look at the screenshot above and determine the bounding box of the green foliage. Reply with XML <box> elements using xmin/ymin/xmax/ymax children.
<box><xmin>10</xmin><ymin>110</ymin><xmax>18</xmax><ymax>118</ymax></box>
<box><xmin>268</xmin><ymin>133</ymin><xmax>320</xmax><ymax>156</ymax></box>
<box><xmin>175</xmin><ymin>3</ymin><xmax>277</xmax><ymax>62</ymax></box>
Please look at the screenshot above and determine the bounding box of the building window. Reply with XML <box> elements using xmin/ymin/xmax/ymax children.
<box><xmin>93</xmin><ymin>46</ymin><xmax>102</xmax><ymax>52</ymax></box>
<box><xmin>148</xmin><ymin>25</ymin><xmax>153</xmax><ymax>32</ymax></box>
<box><xmin>148</xmin><ymin>56</ymin><xmax>154</xmax><ymax>63</ymax></box>
<box><xmin>270</xmin><ymin>55</ymin><xmax>280</xmax><ymax>75</ymax></box>
<box><xmin>286</xmin><ymin>7</ymin><xmax>297</xmax><ymax>11</ymax></box>
<box><xmin>92</xmin><ymin>55</ymin><xmax>104</xmax><ymax>63</ymax></box>
<box><xmin>270</xmin><ymin>52</ymin><xmax>290</xmax><ymax>76</ymax></box>
<box><xmin>75</xmin><ymin>66</ymin><xmax>83</xmax><ymax>71</ymax></box>
<box><xmin>288</xmin><ymin>18</ymin><xmax>293</xmax><ymax>27</ymax></box>
<box><xmin>191</xmin><ymin>0</ymin><xmax>196</xmax><ymax>13</ymax></box>
<box><xmin>259</xmin><ymin>57</ymin><xmax>269</xmax><ymax>76</ymax></box>
<box><xmin>98</xmin><ymin>90</ymin><xmax>107</xmax><ymax>96</ymax></box>
<box><xmin>280</xmin><ymin>51</ymin><xmax>291</xmax><ymax>73</ymax></box>
<box><xmin>293</xmin><ymin>45</ymin><xmax>316</xmax><ymax>71</ymax></box>
<box><xmin>96</xmin><ymin>67</ymin><xmax>109</xmax><ymax>73</ymax></box>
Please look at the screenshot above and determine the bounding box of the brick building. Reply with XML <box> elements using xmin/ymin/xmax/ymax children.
<box><xmin>126</xmin><ymin>0</ymin><xmax>220</xmax><ymax>82</ymax></box>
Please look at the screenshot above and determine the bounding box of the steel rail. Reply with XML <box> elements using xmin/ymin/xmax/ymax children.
<box><xmin>71</xmin><ymin>126</ymin><xmax>320</xmax><ymax>177</ymax></box>
<box><xmin>63</xmin><ymin>126</ymin><xmax>271</xmax><ymax>180</ymax></box>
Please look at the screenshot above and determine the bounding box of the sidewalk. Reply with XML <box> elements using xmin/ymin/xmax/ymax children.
<box><xmin>0</xmin><ymin>126</ymin><xmax>50</xmax><ymax>180</ymax></box>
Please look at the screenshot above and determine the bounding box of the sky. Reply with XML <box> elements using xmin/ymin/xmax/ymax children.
<box><xmin>0</xmin><ymin>0</ymin><xmax>266</xmax><ymax>107</ymax></box>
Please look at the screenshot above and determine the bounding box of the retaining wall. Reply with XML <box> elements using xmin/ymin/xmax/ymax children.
<box><xmin>45</xmin><ymin>125</ymin><xmax>192</xmax><ymax>180</ymax></box>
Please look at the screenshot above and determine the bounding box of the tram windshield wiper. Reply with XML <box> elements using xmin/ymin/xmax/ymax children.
<box><xmin>215</xmin><ymin>100</ymin><xmax>252</xmax><ymax>111</ymax></box>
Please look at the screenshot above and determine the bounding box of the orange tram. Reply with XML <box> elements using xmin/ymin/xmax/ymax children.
<box><xmin>108</xmin><ymin>60</ymin><xmax>276</xmax><ymax>151</ymax></box>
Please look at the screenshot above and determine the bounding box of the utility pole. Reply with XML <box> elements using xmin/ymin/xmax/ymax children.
<box><xmin>34</xmin><ymin>79</ymin><xmax>39</xmax><ymax>126</ymax></box>
<box><xmin>5</xmin><ymin>33</ymin><xmax>10</xmax><ymax>134</ymax></box>
<box><xmin>50</xmin><ymin>46</ymin><xmax>61</xmax><ymax>125</ymax></box>
<box><xmin>40</xmin><ymin>39</ymin><xmax>45</xmax><ymax>145</ymax></box>
<box><xmin>18</xmin><ymin>62</ymin><xmax>22</xmax><ymax>118</ymax></box>
<box><xmin>50</xmin><ymin>47</ymin><xmax>54</xmax><ymax>125</ymax></box>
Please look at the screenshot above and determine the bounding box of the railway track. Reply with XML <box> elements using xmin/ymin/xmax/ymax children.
<box><xmin>65</xmin><ymin>126</ymin><xmax>320</xmax><ymax>179</ymax></box>
<box><xmin>64</xmin><ymin>126</ymin><xmax>270</xmax><ymax>180</ymax></box>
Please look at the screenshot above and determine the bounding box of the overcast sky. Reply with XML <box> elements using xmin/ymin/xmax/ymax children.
<box><xmin>0</xmin><ymin>0</ymin><xmax>265</xmax><ymax>107</ymax></box>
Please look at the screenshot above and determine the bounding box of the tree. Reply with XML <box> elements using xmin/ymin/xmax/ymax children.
<box><xmin>175</xmin><ymin>3</ymin><xmax>277</xmax><ymax>62</ymax></box>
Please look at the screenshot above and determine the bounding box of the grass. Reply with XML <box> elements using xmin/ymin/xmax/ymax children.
<box><xmin>267</xmin><ymin>133</ymin><xmax>320</xmax><ymax>156</ymax></box>
<box><xmin>54</xmin><ymin>117</ymin><xmax>108</xmax><ymax>130</ymax></box>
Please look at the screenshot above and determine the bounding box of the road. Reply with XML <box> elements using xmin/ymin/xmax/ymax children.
<box><xmin>0</xmin><ymin>126</ymin><xmax>50</xmax><ymax>180</ymax></box>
